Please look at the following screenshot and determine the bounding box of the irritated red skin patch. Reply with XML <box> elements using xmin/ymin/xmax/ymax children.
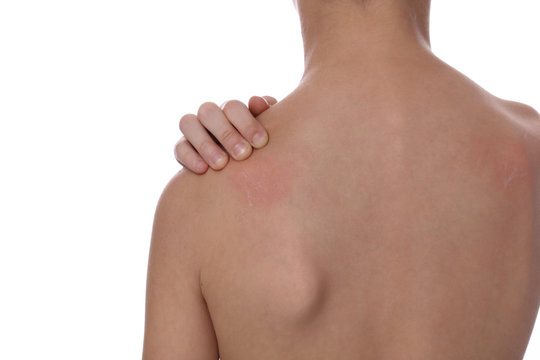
<box><xmin>226</xmin><ymin>153</ymin><xmax>302</xmax><ymax>209</ymax></box>
<box><xmin>467</xmin><ymin>133</ymin><xmax>531</xmax><ymax>193</ymax></box>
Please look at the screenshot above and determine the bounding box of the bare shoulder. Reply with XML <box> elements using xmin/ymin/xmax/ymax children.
<box><xmin>501</xmin><ymin>99</ymin><xmax>540</xmax><ymax>119</ymax></box>
<box><xmin>150</xmin><ymin>168</ymin><xmax>220</xmax><ymax>290</ymax></box>
<box><xmin>157</xmin><ymin>168</ymin><xmax>205</xmax><ymax>208</ymax></box>
<box><xmin>500</xmin><ymin>99</ymin><xmax>540</xmax><ymax>148</ymax></box>
<box><xmin>152</xmin><ymin>168</ymin><xmax>213</xmax><ymax>252</ymax></box>
<box><xmin>494</xmin><ymin>98</ymin><xmax>540</xmax><ymax>191</ymax></box>
<box><xmin>155</xmin><ymin>166</ymin><xmax>243</xmax><ymax>239</ymax></box>
<box><xmin>496</xmin><ymin>98</ymin><xmax>539</xmax><ymax>124</ymax></box>
<box><xmin>145</xmin><ymin>168</ymin><xmax>220</xmax><ymax>360</ymax></box>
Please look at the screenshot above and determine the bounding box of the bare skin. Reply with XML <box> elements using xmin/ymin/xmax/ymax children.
<box><xmin>192</xmin><ymin>57</ymin><xmax>540</xmax><ymax>360</ymax></box>
<box><xmin>143</xmin><ymin>0</ymin><xmax>540</xmax><ymax>359</ymax></box>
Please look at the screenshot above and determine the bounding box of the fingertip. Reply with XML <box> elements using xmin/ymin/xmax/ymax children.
<box><xmin>248</xmin><ymin>95</ymin><xmax>260</xmax><ymax>105</ymax></box>
<box><xmin>262</xmin><ymin>96</ymin><xmax>278</xmax><ymax>106</ymax></box>
<box><xmin>210</xmin><ymin>153</ymin><xmax>230</xmax><ymax>171</ymax></box>
<box><xmin>196</xmin><ymin>167</ymin><xmax>209</xmax><ymax>175</ymax></box>
<box><xmin>248</xmin><ymin>96</ymin><xmax>270</xmax><ymax>117</ymax></box>
<box><xmin>194</xmin><ymin>159</ymin><xmax>209</xmax><ymax>174</ymax></box>
<box><xmin>234</xmin><ymin>143</ymin><xmax>253</xmax><ymax>160</ymax></box>
<box><xmin>248</xmin><ymin>95</ymin><xmax>265</xmax><ymax>108</ymax></box>
<box><xmin>252</xmin><ymin>131</ymin><xmax>269</xmax><ymax>149</ymax></box>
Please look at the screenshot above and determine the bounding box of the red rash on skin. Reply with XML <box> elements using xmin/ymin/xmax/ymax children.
<box><xmin>466</xmin><ymin>133</ymin><xmax>531</xmax><ymax>193</ymax></box>
<box><xmin>226</xmin><ymin>132</ymin><xmax>531</xmax><ymax>209</ymax></box>
<box><xmin>226</xmin><ymin>153</ymin><xmax>302</xmax><ymax>209</ymax></box>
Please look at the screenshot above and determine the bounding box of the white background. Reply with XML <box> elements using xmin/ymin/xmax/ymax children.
<box><xmin>0</xmin><ymin>0</ymin><xmax>538</xmax><ymax>358</ymax></box>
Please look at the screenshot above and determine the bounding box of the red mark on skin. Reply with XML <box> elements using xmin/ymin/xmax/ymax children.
<box><xmin>467</xmin><ymin>133</ymin><xmax>531</xmax><ymax>192</ymax></box>
<box><xmin>226</xmin><ymin>153</ymin><xmax>302</xmax><ymax>209</ymax></box>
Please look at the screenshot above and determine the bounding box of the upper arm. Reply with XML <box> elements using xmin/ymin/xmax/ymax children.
<box><xmin>142</xmin><ymin>170</ymin><xmax>219</xmax><ymax>360</ymax></box>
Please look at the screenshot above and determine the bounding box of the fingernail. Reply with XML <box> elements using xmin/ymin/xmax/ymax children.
<box><xmin>211</xmin><ymin>152</ymin><xmax>226</xmax><ymax>166</ymax></box>
<box><xmin>252</xmin><ymin>132</ymin><xmax>268</xmax><ymax>148</ymax></box>
<box><xmin>233</xmin><ymin>142</ymin><xmax>248</xmax><ymax>158</ymax></box>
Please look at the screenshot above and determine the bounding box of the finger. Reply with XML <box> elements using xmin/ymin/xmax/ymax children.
<box><xmin>197</xmin><ymin>102</ymin><xmax>253</xmax><ymax>160</ymax></box>
<box><xmin>174</xmin><ymin>137</ymin><xmax>209</xmax><ymax>174</ymax></box>
<box><xmin>178</xmin><ymin>115</ymin><xmax>224</xmax><ymax>154</ymax></box>
<box><xmin>221</xmin><ymin>100</ymin><xmax>269</xmax><ymax>149</ymax></box>
<box><xmin>262</xmin><ymin>95</ymin><xmax>278</xmax><ymax>106</ymax></box>
<box><xmin>248</xmin><ymin>96</ymin><xmax>272</xmax><ymax>117</ymax></box>
<box><xmin>179</xmin><ymin>113</ymin><xmax>229</xmax><ymax>170</ymax></box>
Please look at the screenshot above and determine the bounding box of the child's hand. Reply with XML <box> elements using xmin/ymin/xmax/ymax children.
<box><xmin>174</xmin><ymin>95</ymin><xmax>277</xmax><ymax>174</ymax></box>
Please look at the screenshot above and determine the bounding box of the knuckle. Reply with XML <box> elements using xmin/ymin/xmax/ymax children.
<box><xmin>174</xmin><ymin>140</ymin><xmax>190</xmax><ymax>163</ymax></box>
<box><xmin>186</xmin><ymin>153</ymin><xmax>203</xmax><ymax>169</ymax></box>
<box><xmin>222</xmin><ymin>99</ymin><xmax>248</xmax><ymax>119</ymax></box>
<box><xmin>174</xmin><ymin>137</ymin><xmax>186</xmax><ymax>148</ymax></box>
<box><xmin>174</xmin><ymin>138</ymin><xmax>189</xmax><ymax>153</ymax></box>
<box><xmin>222</xmin><ymin>99</ymin><xmax>245</xmax><ymax>113</ymax></box>
<box><xmin>179</xmin><ymin>114</ymin><xmax>198</xmax><ymax>132</ymax></box>
<box><xmin>221</xmin><ymin>127</ymin><xmax>239</xmax><ymax>144</ymax></box>
<box><xmin>197</xmin><ymin>101</ymin><xmax>219</xmax><ymax>119</ymax></box>
<box><xmin>175</xmin><ymin>136</ymin><xmax>187</xmax><ymax>148</ymax></box>
<box><xmin>200</xmin><ymin>139</ymin><xmax>220</xmax><ymax>157</ymax></box>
